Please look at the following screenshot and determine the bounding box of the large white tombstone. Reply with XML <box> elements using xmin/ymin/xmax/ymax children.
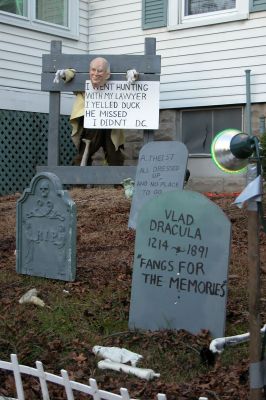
<box><xmin>129</xmin><ymin>190</ymin><xmax>231</xmax><ymax>338</ymax></box>
<box><xmin>128</xmin><ymin>141</ymin><xmax>188</xmax><ymax>229</ymax></box>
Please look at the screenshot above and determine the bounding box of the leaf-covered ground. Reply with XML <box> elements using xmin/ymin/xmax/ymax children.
<box><xmin>1</xmin><ymin>187</ymin><xmax>266</xmax><ymax>400</ymax></box>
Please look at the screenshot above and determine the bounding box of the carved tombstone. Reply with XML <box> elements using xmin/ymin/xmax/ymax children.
<box><xmin>129</xmin><ymin>190</ymin><xmax>231</xmax><ymax>338</ymax></box>
<box><xmin>128</xmin><ymin>141</ymin><xmax>188</xmax><ymax>229</ymax></box>
<box><xmin>16</xmin><ymin>172</ymin><xmax>76</xmax><ymax>281</ymax></box>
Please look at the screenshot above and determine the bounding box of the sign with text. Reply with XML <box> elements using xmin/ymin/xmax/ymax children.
<box><xmin>128</xmin><ymin>141</ymin><xmax>188</xmax><ymax>229</ymax></box>
<box><xmin>128</xmin><ymin>190</ymin><xmax>231</xmax><ymax>338</ymax></box>
<box><xmin>84</xmin><ymin>80</ymin><xmax>160</xmax><ymax>130</ymax></box>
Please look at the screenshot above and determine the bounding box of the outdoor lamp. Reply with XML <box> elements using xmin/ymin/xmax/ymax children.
<box><xmin>211</xmin><ymin>128</ymin><xmax>258</xmax><ymax>174</ymax></box>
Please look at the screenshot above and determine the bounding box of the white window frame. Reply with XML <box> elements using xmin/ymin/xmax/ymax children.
<box><xmin>168</xmin><ymin>0</ymin><xmax>249</xmax><ymax>31</ymax></box>
<box><xmin>0</xmin><ymin>0</ymin><xmax>79</xmax><ymax>39</ymax></box>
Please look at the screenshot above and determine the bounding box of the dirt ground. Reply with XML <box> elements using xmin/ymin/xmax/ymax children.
<box><xmin>1</xmin><ymin>187</ymin><xmax>266</xmax><ymax>400</ymax></box>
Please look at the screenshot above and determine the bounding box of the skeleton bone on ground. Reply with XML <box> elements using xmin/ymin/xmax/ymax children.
<box><xmin>93</xmin><ymin>346</ymin><xmax>142</xmax><ymax>366</ymax></box>
<box><xmin>19</xmin><ymin>288</ymin><xmax>45</xmax><ymax>307</ymax></box>
<box><xmin>97</xmin><ymin>359</ymin><xmax>160</xmax><ymax>380</ymax></box>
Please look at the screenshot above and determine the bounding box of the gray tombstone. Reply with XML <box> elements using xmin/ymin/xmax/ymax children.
<box><xmin>129</xmin><ymin>190</ymin><xmax>231</xmax><ymax>338</ymax></box>
<box><xmin>128</xmin><ymin>141</ymin><xmax>188</xmax><ymax>229</ymax></box>
<box><xmin>16</xmin><ymin>172</ymin><xmax>76</xmax><ymax>281</ymax></box>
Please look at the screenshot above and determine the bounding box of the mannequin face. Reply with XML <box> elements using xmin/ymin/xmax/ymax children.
<box><xmin>89</xmin><ymin>57</ymin><xmax>110</xmax><ymax>88</ymax></box>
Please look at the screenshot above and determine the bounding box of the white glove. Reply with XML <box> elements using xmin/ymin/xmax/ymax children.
<box><xmin>126</xmin><ymin>69</ymin><xmax>139</xmax><ymax>84</ymax></box>
<box><xmin>53</xmin><ymin>69</ymin><xmax>66</xmax><ymax>84</ymax></box>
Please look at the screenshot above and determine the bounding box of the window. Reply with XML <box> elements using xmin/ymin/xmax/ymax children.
<box><xmin>184</xmin><ymin>0</ymin><xmax>236</xmax><ymax>16</ymax></box>
<box><xmin>0</xmin><ymin>0</ymin><xmax>26</xmax><ymax>15</ymax></box>
<box><xmin>0</xmin><ymin>0</ymin><xmax>78</xmax><ymax>38</ymax></box>
<box><xmin>168</xmin><ymin>0</ymin><xmax>249</xmax><ymax>30</ymax></box>
<box><xmin>181</xmin><ymin>107</ymin><xmax>243</xmax><ymax>155</ymax></box>
<box><xmin>36</xmin><ymin>0</ymin><xmax>68</xmax><ymax>27</ymax></box>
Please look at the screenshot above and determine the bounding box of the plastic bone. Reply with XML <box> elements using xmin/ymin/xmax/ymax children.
<box><xmin>80</xmin><ymin>139</ymin><xmax>91</xmax><ymax>166</ymax></box>
<box><xmin>19</xmin><ymin>288</ymin><xmax>45</xmax><ymax>307</ymax></box>
<box><xmin>209</xmin><ymin>324</ymin><xmax>266</xmax><ymax>353</ymax></box>
<box><xmin>92</xmin><ymin>346</ymin><xmax>142</xmax><ymax>366</ymax></box>
<box><xmin>97</xmin><ymin>359</ymin><xmax>160</xmax><ymax>380</ymax></box>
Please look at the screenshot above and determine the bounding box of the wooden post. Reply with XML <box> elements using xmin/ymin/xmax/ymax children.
<box><xmin>247</xmin><ymin>173</ymin><xmax>263</xmax><ymax>399</ymax></box>
<box><xmin>48</xmin><ymin>40</ymin><xmax>61</xmax><ymax>166</ymax></box>
<box><xmin>245</xmin><ymin>69</ymin><xmax>263</xmax><ymax>398</ymax></box>
<box><xmin>143</xmin><ymin>37</ymin><xmax>156</xmax><ymax>144</ymax></box>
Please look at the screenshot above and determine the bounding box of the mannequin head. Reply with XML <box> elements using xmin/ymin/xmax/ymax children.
<box><xmin>89</xmin><ymin>57</ymin><xmax>110</xmax><ymax>88</ymax></box>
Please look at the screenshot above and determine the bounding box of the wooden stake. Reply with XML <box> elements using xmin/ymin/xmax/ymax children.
<box><xmin>248</xmin><ymin>206</ymin><xmax>263</xmax><ymax>400</ymax></box>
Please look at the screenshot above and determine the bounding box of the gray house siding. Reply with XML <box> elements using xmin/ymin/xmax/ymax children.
<box><xmin>0</xmin><ymin>0</ymin><xmax>89</xmax><ymax>114</ymax></box>
<box><xmin>88</xmin><ymin>1</ymin><xmax>266</xmax><ymax>110</ymax></box>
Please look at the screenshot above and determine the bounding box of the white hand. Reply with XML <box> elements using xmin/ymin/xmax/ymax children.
<box><xmin>53</xmin><ymin>69</ymin><xmax>66</xmax><ymax>84</ymax></box>
<box><xmin>126</xmin><ymin>69</ymin><xmax>139</xmax><ymax>84</ymax></box>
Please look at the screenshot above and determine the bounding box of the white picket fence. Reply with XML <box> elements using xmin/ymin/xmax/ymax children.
<box><xmin>0</xmin><ymin>354</ymin><xmax>208</xmax><ymax>400</ymax></box>
<box><xmin>0</xmin><ymin>354</ymin><xmax>167</xmax><ymax>400</ymax></box>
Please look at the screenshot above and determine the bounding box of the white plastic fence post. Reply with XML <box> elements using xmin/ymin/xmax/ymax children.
<box><xmin>157</xmin><ymin>394</ymin><xmax>167</xmax><ymax>400</ymax></box>
<box><xmin>10</xmin><ymin>354</ymin><xmax>24</xmax><ymax>400</ymax></box>
<box><xmin>89</xmin><ymin>378</ymin><xmax>101</xmax><ymax>400</ymax></box>
<box><xmin>61</xmin><ymin>369</ymin><xmax>74</xmax><ymax>400</ymax></box>
<box><xmin>120</xmin><ymin>387</ymin><xmax>131</xmax><ymax>400</ymax></box>
<box><xmin>36</xmin><ymin>361</ymin><xmax>50</xmax><ymax>400</ymax></box>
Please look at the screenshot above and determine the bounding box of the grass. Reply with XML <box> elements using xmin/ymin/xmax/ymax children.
<box><xmin>0</xmin><ymin>270</ymin><xmax>216</xmax><ymax>384</ymax></box>
<box><xmin>0</xmin><ymin>254</ymin><xmax>255</xmax><ymax>384</ymax></box>
<box><xmin>220</xmin><ymin>343</ymin><xmax>249</xmax><ymax>368</ymax></box>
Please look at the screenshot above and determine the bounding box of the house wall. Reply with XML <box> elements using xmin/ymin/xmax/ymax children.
<box><xmin>1</xmin><ymin>1</ymin><xmax>266</xmax><ymax>192</ymax></box>
<box><xmin>87</xmin><ymin>1</ymin><xmax>266</xmax><ymax>191</ymax></box>
<box><xmin>87</xmin><ymin>1</ymin><xmax>266</xmax><ymax>110</ymax></box>
<box><xmin>0</xmin><ymin>0</ymin><xmax>89</xmax><ymax>115</ymax></box>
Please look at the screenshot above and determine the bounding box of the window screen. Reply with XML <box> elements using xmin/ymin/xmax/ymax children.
<box><xmin>0</xmin><ymin>0</ymin><xmax>26</xmax><ymax>16</ymax></box>
<box><xmin>36</xmin><ymin>0</ymin><xmax>68</xmax><ymax>27</ymax></box>
<box><xmin>182</xmin><ymin>107</ymin><xmax>242</xmax><ymax>154</ymax></box>
<box><xmin>184</xmin><ymin>0</ymin><xmax>236</xmax><ymax>15</ymax></box>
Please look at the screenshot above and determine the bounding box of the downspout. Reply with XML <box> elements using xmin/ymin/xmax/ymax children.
<box><xmin>245</xmin><ymin>69</ymin><xmax>252</xmax><ymax>137</ymax></box>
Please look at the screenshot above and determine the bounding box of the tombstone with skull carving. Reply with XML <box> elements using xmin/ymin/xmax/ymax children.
<box><xmin>16</xmin><ymin>172</ymin><xmax>76</xmax><ymax>281</ymax></box>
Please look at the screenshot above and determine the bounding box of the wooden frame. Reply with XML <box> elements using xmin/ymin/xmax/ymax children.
<box><xmin>37</xmin><ymin>38</ymin><xmax>161</xmax><ymax>185</ymax></box>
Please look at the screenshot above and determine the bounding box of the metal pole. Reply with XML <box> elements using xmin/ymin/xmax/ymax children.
<box><xmin>245</xmin><ymin>69</ymin><xmax>252</xmax><ymax>137</ymax></box>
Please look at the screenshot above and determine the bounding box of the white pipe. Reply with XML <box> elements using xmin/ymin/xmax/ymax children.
<box><xmin>97</xmin><ymin>360</ymin><xmax>160</xmax><ymax>380</ymax></box>
<box><xmin>210</xmin><ymin>324</ymin><xmax>266</xmax><ymax>353</ymax></box>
